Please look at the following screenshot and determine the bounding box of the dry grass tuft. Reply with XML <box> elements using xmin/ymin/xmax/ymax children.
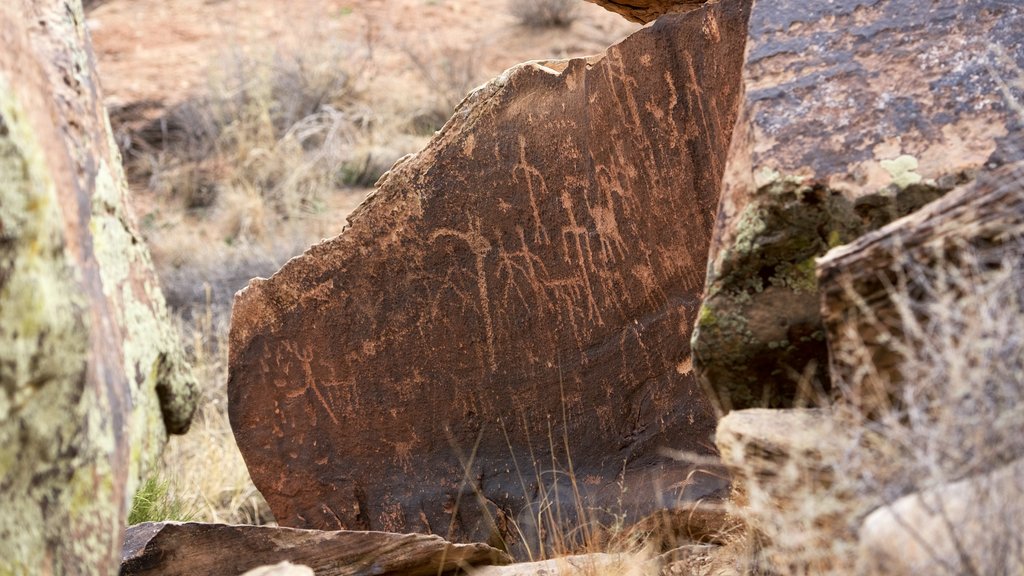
<box><xmin>509</xmin><ymin>0</ymin><xmax>579</xmax><ymax>29</ymax></box>
<box><xmin>120</xmin><ymin>42</ymin><xmax>376</xmax><ymax>221</ymax></box>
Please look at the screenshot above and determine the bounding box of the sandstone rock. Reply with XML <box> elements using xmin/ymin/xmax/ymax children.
<box><xmin>0</xmin><ymin>1</ymin><xmax>197</xmax><ymax>573</ymax></box>
<box><xmin>858</xmin><ymin>458</ymin><xmax>1024</xmax><ymax>576</ymax></box>
<box><xmin>818</xmin><ymin>160</ymin><xmax>1024</xmax><ymax>413</ymax></box>
<box><xmin>715</xmin><ymin>409</ymin><xmax>870</xmax><ymax>573</ymax></box>
<box><xmin>692</xmin><ymin>0</ymin><xmax>1024</xmax><ymax>411</ymax></box>
<box><xmin>715</xmin><ymin>409</ymin><xmax>842</xmax><ymax>490</ymax></box>
<box><xmin>583</xmin><ymin>0</ymin><xmax>705</xmax><ymax>23</ymax></box>
<box><xmin>241</xmin><ymin>562</ymin><xmax>316</xmax><ymax>576</ymax></box>
<box><xmin>228</xmin><ymin>0</ymin><xmax>750</xmax><ymax>558</ymax></box>
<box><xmin>121</xmin><ymin>522</ymin><xmax>508</xmax><ymax>576</ymax></box>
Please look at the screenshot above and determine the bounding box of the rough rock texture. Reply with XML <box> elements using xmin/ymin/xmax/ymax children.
<box><xmin>858</xmin><ymin>458</ymin><xmax>1024</xmax><ymax>576</ymax></box>
<box><xmin>121</xmin><ymin>522</ymin><xmax>508</xmax><ymax>576</ymax></box>
<box><xmin>715</xmin><ymin>409</ymin><xmax>870</xmax><ymax>573</ymax></box>
<box><xmin>583</xmin><ymin>0</ymin><xmax>706</xmax><ymax>24</ymax></box>
<box><xmin>0</xmin><ymin>1</ymin><xmax>197</xmax><ymax>573</ymax></box>
<box><xmin>229</xmin><ymin>0</ymin><xmax>750</xmax><ymax>558</ymax></box>
<box><xmin>715</xmin><ymin>409</ymin><xmax>842</xmax><ymax>491</ymax></box>
<box><xmin>818</xmin><ymin>160</ymin><xmax>1024</xmax><ymax>413</ymax></box>
<box><xmin>692</xmin><ymin>0</ymin><xmax>1024</xmax><ymax>412</ymax></box>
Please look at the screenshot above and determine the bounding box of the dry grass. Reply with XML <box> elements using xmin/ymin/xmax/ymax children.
<box><xmin>120</xmin><ymin>42</ymin><xmax>374</xmax><ymax>221</ymax></box>
<box><xmin>725</xmin><ymin>234</ymin><xmax>1024</xmax><ymax>575</ymax></box>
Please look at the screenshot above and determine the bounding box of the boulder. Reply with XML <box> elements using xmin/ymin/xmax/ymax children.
<box><xmin>583</xmin><ymin>0</ymin><xmax>706</xmax><ymax>23</ymax></box>
<box><xmin>228</xmin><ymin>0</ymin><xmax>750</xmax><ymax>558</ymax></box>
<box><xmin>120</xmin><ymin>522</ymin><xmax>508</xmax><ymax>576</ymax></box>
<box><xmin>692</xmin><ymin>0</ymin><xmax>1024</xmax><ymax>411</ymax></box>
<box><xmin>818</xmin><ymin>160</ymin><xmax>1024</xmax><ymax>414</ymax></box>
<box><xmin>0</xmin><ymin>1</ymin><xmax>197</xmax><ymax>573</ymax></box>
<box><xmin>715</xmin><ymin>409</ymin><xmax>873</xmax><ymax>572</ymax></box>
<box><xmin>858</xmin><ymin>458</ymin><xmax>1024</xmax><ymax>576</ymax></box>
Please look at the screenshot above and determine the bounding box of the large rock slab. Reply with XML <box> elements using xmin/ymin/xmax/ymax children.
<box><xmin>121</xmin><ymin>522</ymin><xmax>508</xmax><ymax>576</ymax></box>
<box><xmin>818</xmin><ymin>159</ymin><xmax>1024</xmax><ymax>414</ymax></box>
<box><xmin>228</xmin><ymin>0</ymin><xmax>751</xmax><ymax>558</ymax></box>
<box><xmin>583</xmin><ymin>0</ymin><xmax>706</xmax><ymax>23</ymax></box>
<box><xmin>715</xmin><ymin>409</ymin><xmax>877</xmax><ymax>573</ymax></box>
<box><xmin>0</xmin><ymin>1</ymin><xmax>197</xmax><ymax>573</ymax></box>
<box><xmin>692</xmin><ymin>0</ymin><xmax>1024</xmax><ymax>411</ymax></box>
<box><xmin>858</xmin><ymin>458</ymin><xmax>1024</xmax><ymax>576</ymax></box>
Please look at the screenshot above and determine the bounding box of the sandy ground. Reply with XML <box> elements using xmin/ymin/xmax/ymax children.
<box><xmin>88</xmin><ymin>0</ymin><xmax>640</xmax><ymax>110</ymax></box>
<box><xmin>88</xmin><ymin>0</ymin><xmax>642</xmax><ymax>272</ymax></box>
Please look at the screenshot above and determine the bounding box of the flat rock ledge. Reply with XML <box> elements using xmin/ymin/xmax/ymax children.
<box><xmin>120</xmin><ymin>522</ymin><xmax>510</xmax><ymax>576</ymax></box>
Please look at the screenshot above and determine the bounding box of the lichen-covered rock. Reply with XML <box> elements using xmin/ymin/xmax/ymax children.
<box><xmin>228</xmin><ymin>0</ymin><xmax>751</xmax><ymax>559</ymax></box>
<box><xmin>693</xmin><ymin>0</ymin><xmax>1024</xmax><ymax>412</ymax></box>
<box><xmin>0</xmin><ymin>1</ymin><xmax>197</xmax><ymax>573</ymax></box>
<box><xmin>583</xmin><ymin>0</ymin><xmax>706</xmax><ymax>23</ymax></box>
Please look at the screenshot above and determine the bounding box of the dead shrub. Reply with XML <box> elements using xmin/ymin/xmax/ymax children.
<box><xmin>119</xmin><ymin>43</ymin><xmax>371</xmax><ymax>221</ymax></box>
<box><xmin>509</xmin><ymin>0</ymin><xmax>579</xmax><ymax>28</ymax></box>
<box><xmin>402</xmin><ymin>42</ymin><xmax>486</xmax><ymax>135</ymax></box>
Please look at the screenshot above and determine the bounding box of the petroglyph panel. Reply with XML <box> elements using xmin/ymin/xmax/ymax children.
<box><xmin>229</xmin><ymin>0</ymin><xmax>750</xmax><ymax>556</ymax></box>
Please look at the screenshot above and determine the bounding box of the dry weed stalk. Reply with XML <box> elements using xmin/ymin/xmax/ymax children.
<box><xmin>728</xmin><ymin>231</ymin><xmax>1024</xmax><ymax>575</ymax></box>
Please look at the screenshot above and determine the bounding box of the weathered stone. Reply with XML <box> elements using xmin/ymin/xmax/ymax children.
<box><xmin>583</xmin><ymin>0</ymin><xmax>706</xmax><ymax>24</ymax></box>
<box><xmin>0</xmin><ymin>1</ymin><xmax>197</xmax><ymax>573</ymax></box>
<box><xmin>715</xmin><ymin>409</ymin><xmax>870</xmax><ymax>573</ymax></box>
<box><xmin>715</xmin><ymin>409</ymin><xmax>842</xmax><ymax>491</ymax></box>
<box><xmin>858</xmin><ymin>458</ymin><xmax>1024</xmax><ymax>576</ymax></box>
<box><xmin>692</xmin><ymin>0</ymin><xmax>1024</xmax><ymax>412</ymax></box>
<box><xmin>228</xmin><ymin>0</ymin><xmax>750</xmax><ymax>559</ymax></box>
<box><xmin>818</xmin><ymin>160</ymin><xmax>1024</xmax><ymax>414</ymax></box>
<box><xmin>121</xmin><ymin>522</ymin><xmax>508</xmax><ymax>576</ymax></box>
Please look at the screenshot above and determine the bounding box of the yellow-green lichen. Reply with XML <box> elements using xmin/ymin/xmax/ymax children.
<box><xmin>90</xmin><ymin>159</ymin><xmax>197</xmax><ymax>498</ymax></box>
<box><xmin>698</xmin><ymin>304</ymin><xmax>717</xmax><ymax>328</ymax></box>
<box><xmin>0</xmin><ymin>74</ymin><xmax>91</xmax><ymax>574</ymax></box>
<box><xmin>771</xmin><ymin>256</ymin><xmax>818</xmax><ymax>293</ymax></box>
<box><xmin>880</xmin><ymin>154</ymin><xmax>923</xmax><ymax>188</ymax></box>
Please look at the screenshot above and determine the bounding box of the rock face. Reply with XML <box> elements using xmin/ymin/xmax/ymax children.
<box><xmin>120</xmin><ymin>522</ymin><xmax>508</xmax><ymax>576</ymax></box>
<box><xmin>858</xmin><ymin>458</ymin><xmax>1024</xmax><ymax>576</ymax></box>
<box><xmin>228</xmin><ymin>0</ymin><xmax>750</xmax><ymax>557</ymax></box>
<box><xmin>0</xmin><ymin>1</ymin><xmax>197</xmax><ymax>573</ymax></box>
<box><xmin>584</xmin><ymin>0</ymin><xmax>706</xmax><ymax>23</ymax></box>
<box><xmin>692</xmin><ymin>0</ymin><xmax>1024</xmax><ymax>411</ymax></box>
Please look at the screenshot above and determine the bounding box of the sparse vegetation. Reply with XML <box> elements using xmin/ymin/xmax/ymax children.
<box><xmin>509</xmin><ymin>0</ymin><xmax>579</xmax><ymax>28</ymax></box>
<box><xmin>120</xmin><ymin>43</ymin><xmax>372</xmax><ymax>221</ymax></box>
<box><xmin>89</xmin><ymin>2</ymin><xmax>1021</xmax><ymax>574</ymax></box>
<box><xmin>726</xmin><ymin>235</ymin><xmax>1024</xmax><ymax>575</ymax></box>
<box><xmin>128</xmin><ymin>476</ymin><xmax>197</xmax><ymax>525</ymax></box>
